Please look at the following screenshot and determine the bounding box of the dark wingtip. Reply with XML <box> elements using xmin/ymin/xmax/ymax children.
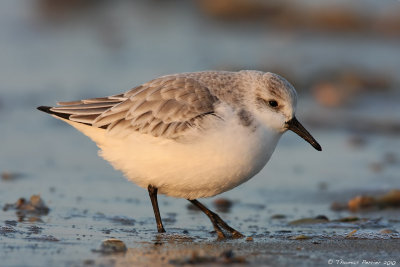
<box><xmin>37</xmin><ymin>106</ymin><xmax>52</xmax><ymax>114</ymax></box>
<box><xmin>37</xmin><ymin>105</ymin><xmax>71</xmax><ymax>120</ymax></box>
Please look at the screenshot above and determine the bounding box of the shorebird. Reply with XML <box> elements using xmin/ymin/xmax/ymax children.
<box><xmin>38</xmin><ymin>70</ymin><xmax>321</xmax><ymax>239</ymax></box>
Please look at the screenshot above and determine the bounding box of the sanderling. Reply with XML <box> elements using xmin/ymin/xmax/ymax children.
<box><xmin>38</xmin><ymin>70</ymin><xmax>321</xmax><ymax>239</ymax></box>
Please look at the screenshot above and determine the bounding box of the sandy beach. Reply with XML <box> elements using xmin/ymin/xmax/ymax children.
<box><xmin>1</xmin><ymin>0</ymin><xmax>400</xmax><ymax>266</ymax></box>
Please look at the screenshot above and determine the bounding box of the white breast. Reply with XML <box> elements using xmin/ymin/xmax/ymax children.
<box><xmin>97</xmin><ymin>106</ymin><xmax>280</xmax><ymax>199</ymax></box>
<box><xmin>60</xmin><ymin>105</ymin><xmax>282</xmax><ymax>199</ymax></box>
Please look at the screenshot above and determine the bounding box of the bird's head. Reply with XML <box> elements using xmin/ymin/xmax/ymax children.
<box><xmin>243</xmin><ymin>71</ymin><xmax>321</xmax><ymax>151</ymax></box>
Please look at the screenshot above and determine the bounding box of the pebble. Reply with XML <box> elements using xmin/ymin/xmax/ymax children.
<box><xmin>98</xmin><ymin>238</ymin><xmax>127</xmax><ymax>254</ymax></box>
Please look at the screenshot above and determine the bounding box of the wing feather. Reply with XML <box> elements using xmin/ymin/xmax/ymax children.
<box><xmin>69</xmin><ymin>114</ymin><xmax>99</xmax><ymax>124</ymax></box>
<box><xmin>92</xmin><ymin>110</ymin><xmax>126</xmax><ymax>128</ymax></box>
<box><xmin>50</xmin><ymin>107</ymin><xmax>108</xmax><ymax>115</ymax></box>
<box><xmin>51</xmin><ymin>102</ymin><xmax>120</xmax><ymax>110</ymax></box>
<box><xmin>46</xmin><ymin>75</ymin><xmax>219</xmax><ymax>138</ymax></box>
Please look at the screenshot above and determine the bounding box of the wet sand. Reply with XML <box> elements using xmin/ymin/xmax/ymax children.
<box><xmin>1</xmin><ymin>124</ymin><xmax>400</xmax><ymax>266</ymax></box>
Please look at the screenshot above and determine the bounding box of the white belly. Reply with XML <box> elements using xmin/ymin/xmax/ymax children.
<box><xmin>97</xmin><ymin>117</ymin><xmax>281</xmax><ymax>199</ymax></box>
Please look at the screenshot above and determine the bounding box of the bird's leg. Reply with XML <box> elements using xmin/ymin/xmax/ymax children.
<box><xmin>191</xmin><ymin>199</ymin><xmax>226</xmax><ymax>239</ymax></box>
<box><xmin>188</xmin><ymin>199</ymin><xmax>244</xmax><ymax>239</ymax></box>
<box><xmin>148</xmin><ymin>185</ymin><xmax>166</xmax><ymax>233</ymax></box>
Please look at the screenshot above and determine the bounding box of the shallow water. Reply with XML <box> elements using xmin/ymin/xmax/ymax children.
<box><xmin>1</xmin><ymin>0</ymin><xmax>400</xmax><ymax>266</ymax></box>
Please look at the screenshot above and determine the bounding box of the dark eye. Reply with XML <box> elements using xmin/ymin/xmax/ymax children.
<box><xmin>268</xmin><ymin>100</ymin><xmax>278</xmax><ymax>108</ymax></box>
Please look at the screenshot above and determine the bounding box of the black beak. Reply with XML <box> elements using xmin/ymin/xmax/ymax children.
<box><xmin>286</xmin><ymin>117</ymin><xmax>322</xmax><ymax>151</ymax></box>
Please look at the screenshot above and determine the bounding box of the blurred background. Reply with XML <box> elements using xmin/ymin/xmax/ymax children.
<box><xmin>2</xmin><ymin>0</ymin><xmax>400</xmax><ymax>130</ymax></box>
<box><xmin>1</xmin><ymin>0</ymin><xmax>400</xmax><ymax>265</ymax></box>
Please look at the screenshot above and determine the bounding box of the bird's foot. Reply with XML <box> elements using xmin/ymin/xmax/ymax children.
<box><xmin>213</xmin><ymin>220</ymin><xmax>244</xmax><ymax>240</ymax></box>
<box><xmin>212</xmin><ymin>212</ymin><xmax>244</xmax><ymax>239</ymax></box>
<box><xmin>231</xmin><ymin>230</ymin><xmax>245</xmax><ymax>239</ymax></box>
<box><xmin>214</xmin><ymin>228</ymin><xmax>244</xmax><ymax>240</ymax></box>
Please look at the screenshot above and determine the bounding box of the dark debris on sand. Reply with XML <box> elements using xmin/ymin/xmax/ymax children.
<box><xmin>3</xmin><ymin>195</ymin><xmax>50</xmax><ymax>221</ymax></box>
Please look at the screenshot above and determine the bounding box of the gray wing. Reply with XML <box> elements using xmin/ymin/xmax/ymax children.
<box><xmin>48</xmin><ymin>75</ymin><xmax>219</xmax><ymax>138</ymax></box>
